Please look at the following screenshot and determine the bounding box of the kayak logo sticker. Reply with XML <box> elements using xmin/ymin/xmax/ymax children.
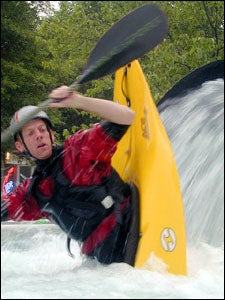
<box><xmin>141</xmin><ymin>108</ymin><xmax>150</xmax><ymax>140</ymax></box>
<box><xmin>161</xmin><ymin>228</ymin><xmax>176</xmax><ymax>252</ymax></box>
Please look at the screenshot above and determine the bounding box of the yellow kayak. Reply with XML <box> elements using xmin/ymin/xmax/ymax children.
<box><xmin>112</xmin><ymin>60</ymin><xmax>186</xmax><ymax>275</ymax></box>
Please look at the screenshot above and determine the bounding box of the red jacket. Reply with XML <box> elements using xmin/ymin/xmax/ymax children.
<box><xmin>2</xmin><ymin>122</ymin><xmax>136</xmax><ymax>265</ymax></box>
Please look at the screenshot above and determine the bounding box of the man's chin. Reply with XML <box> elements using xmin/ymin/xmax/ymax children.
<box><xmin>32</xmin><ymin>149</ymin><xmax>52</xmax><ymax>160</ymax></box>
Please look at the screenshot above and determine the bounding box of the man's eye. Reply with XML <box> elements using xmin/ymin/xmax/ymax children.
<box><xmin>27</xmin><ymin>131</ymin><xmax>33</xmax><ymax>136</ymax></box>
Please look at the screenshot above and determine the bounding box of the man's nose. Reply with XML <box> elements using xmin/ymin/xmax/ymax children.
<box><xmin>35</xmin><ymin>130</ymin><xmax>43</xmax><ymax>139</ymax></box>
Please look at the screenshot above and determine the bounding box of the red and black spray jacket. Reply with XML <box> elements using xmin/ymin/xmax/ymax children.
<box><xmin>1</xmin><ymin>121</ymin><xmax>131</xmax><ymax>250</ymax></box>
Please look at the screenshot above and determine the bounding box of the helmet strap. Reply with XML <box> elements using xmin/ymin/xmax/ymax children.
<box><xmin>46</xmin><ymin>124</ymin><xmax>54</xmax><ymax>146</ymax></box>
<box><xmin>18</xmin><ymin>131</ymin><xmax>31</xmax><ymax>157</ymax></box>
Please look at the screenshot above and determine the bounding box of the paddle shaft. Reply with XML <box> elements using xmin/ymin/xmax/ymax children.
<box><xmin>1</xmin><ymin>4</ymin><xmax>168</xmax><ymax>143</ymax></box>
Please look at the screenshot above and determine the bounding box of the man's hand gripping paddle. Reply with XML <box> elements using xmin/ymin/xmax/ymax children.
<box><xmin>1</xmin><ymin>4</ymin><xmax>168</xmax><ymax>143</ymax></box>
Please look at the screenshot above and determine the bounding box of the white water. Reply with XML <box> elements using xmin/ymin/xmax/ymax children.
<box><xmin>1</xmin><ymin>79</ymin><xmax>224</xmax><ymax>299</ymax></box>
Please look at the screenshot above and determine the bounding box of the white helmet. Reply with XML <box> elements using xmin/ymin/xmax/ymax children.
<box><xmin>11</xmin><ymin>105</ymin><xmax>53</xmax><ymax>141</ymax></box>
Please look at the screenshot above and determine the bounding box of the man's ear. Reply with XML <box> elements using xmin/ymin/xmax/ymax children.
<box><xmin>50</xmin><ymin>130</ymin><xmax>55</xmax><ymax>145</ymax></box>
<box><xmin>15</xmin><ymin>140</ymin><xmax>25</xmax><ymax>153</ymax></box>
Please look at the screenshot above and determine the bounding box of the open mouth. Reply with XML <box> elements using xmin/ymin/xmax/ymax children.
<box><xmin>37</xmin><ymin>144</ymin><xmax>47</xmax><ymax>149</ymax></box>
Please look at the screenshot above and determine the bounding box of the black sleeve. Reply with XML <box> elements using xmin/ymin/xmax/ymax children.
<box><xmin>101</xmin><ymin>121</ymin><xmax>129</xmax><ymax>141</ymax></box>
<box><xmin>1</xmin><ymin>200</ymin><xmax>9</xmax><ymax>222</ymax></box>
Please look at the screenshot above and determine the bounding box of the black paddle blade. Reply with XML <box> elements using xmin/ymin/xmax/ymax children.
<box><xmin>78</xmin><ymin>4</ymin><xmax>168</xmax><ymax>84</ymax></box>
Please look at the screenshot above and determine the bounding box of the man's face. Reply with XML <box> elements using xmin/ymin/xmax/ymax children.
<box><xmin>15</xmin><ymin>119</ymin><xmax>54</xmax><ymax>160</ymax></box>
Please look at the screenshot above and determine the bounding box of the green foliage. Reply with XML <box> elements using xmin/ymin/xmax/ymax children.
<box><xmin>1</xmin><ymin>1</ymin><xmax>40</xmax><ymax>152</ymax></box>
<box><xmin>1</xmin><ymin>1</ymin><xmax>224</xmax><ymax>155</ymax></box>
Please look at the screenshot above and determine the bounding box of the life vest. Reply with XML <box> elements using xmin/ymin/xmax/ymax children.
<box><xmin>26</xmin><ymin>146</ymin><xmax>131</xmax><ymax>243</ymax></box>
